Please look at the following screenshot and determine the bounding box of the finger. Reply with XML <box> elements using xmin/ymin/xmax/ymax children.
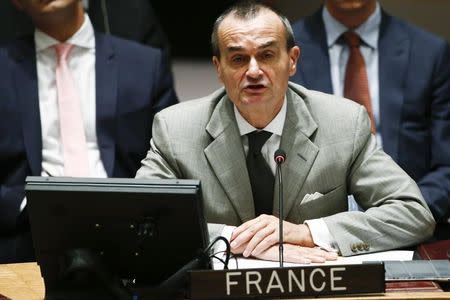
<box><xmin>231</xmin><ymin>225</ymin><xmax>258</xmax><ymax>249</ymax></box>
<box><xmin>302</xmin><ymin>254</ymin><xmax>327</xmax><ymax>263</ymax></box>
<box><xmin>231</xmin><ymin>215</ymin><xmax>270</xmax><ymax>241</ymax></box>
<box><xmin>298</xmin><ymin>247</ymin><xmax>338</xmax><ymax>262</ymax></box>
<box><xmin>231</xmin><ymin>214</ymin><xmax>274</xmax><ymax>239</ymax></box>
<box><xmin>323</xmin><ymin>250</ymin><xmax>338</xmax><ymax>260</ymax></box>
<box><xmin>282</xmin><ymin>248</ymin><xmax>312</xmax><ymax>264</ymax></box>
<box><xmin>278</xmin><ymin>245</ymin><xmax>318</xmax><ymax>264</ymax></box>
<box><xmin>231</xmin><ymin>218</ymin><xmax>258</xmax><ymax>240</ymax></box>
<box><xmin>285</xmin><ymin>257</ymin><xmax>312</xmax><ymax>264</ymax></box>
<box><xmin>231</xmin><ymin>217</ymin><xmax>272</xmax><ymax>249</ymax></box>
<box><xmin>251</xmin><ymin>228</ymin><xmax>279</xmax><ymax>256</ymax></box>
<box><xmin>309</xmin><ymin>247</ymin><xmax>339</xmax><ymax>260</ymax></box>
<box><xmin>230</xmin><ymin>243</ymin><xmax>246</xmax><ymax>255</ymax></box>
<box><xmin>243</xmin><ymin>225</ymin><xmax>276</xmax><ymax>257</ymax></box>
<box><xmin>285</xmin><ymin>252</ymin><xmax>312</xmax><ymax>264</ymax></box>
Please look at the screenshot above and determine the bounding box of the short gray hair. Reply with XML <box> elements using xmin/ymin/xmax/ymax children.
<box><xmin>211</xmin><ymin>0</ymin><xmax>295</xmax><ymax>58</ymax></box>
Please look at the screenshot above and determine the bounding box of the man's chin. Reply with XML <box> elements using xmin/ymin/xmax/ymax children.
<box><xmin>241</xmin><ymin>95</ymin><xmax>265</xmax><ymax>105</ymax></box>
<box><xmin>241</xmin><ymin>90</ymin><xmax>269</xmax><ymax>103</ymax></box>
<box><xmin>40</xmin><ymin>0</ymin><xmax>72</xmax><ymax>11</ymax></box>
<box><xmin>334</xmin><ymin>0</ymin><xmax>369</xmax><ymax>11</ymax></box>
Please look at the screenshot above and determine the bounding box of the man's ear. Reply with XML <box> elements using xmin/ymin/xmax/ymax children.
<box><xmin>212</xmin><ymin>56</ymin><xmax>223</xmax><ymax>83</ymax></box>
<box><xmin>288</xmin><ymin>46</ymin><xmax>301</xmax><ymax>76</ymax></box>
<box><xmin>11</xmin><ymin>0</ymin><xmax>24</xmax><ymax>11</ymax></box>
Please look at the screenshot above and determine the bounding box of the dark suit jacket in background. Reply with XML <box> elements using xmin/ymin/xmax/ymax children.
<box><xmin>0</xmin><ymin>0</ymin><xmax>170</xmax><ymax>55</ymax></box>
<box><xmin>88</xmin><ymin>0</ymin><xmax>170</xmax><ymax>56</ymax></box>
<box><xmin>0</xmin><ymin>33</ymin><xmax>178</xmax><ymax>263</ymax></box>
<box><xmin>291</xmin><ymin>9</ymin><xmax>450</xmax><ymax>230</ymax></box>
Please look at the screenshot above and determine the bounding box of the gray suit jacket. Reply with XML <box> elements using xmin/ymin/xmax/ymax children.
<box><xmin>136</xmin><ymin>83</ymin><xmax>435</xmax><ymax>256</ymax></box>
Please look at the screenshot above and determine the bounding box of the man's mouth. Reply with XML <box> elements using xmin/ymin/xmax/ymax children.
<box><xmin>245</xmin><ymin>84</ymin><xmax>266</xmax><ymax>91</ymax></box>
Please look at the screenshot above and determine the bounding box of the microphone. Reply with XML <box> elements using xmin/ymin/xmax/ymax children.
<box><xmin>274</xmin><ymin>149</ymin><xmax>286</xmax><ymax>268</ymax></box>
<box><xmin>274</xmin><ymin>149</ymin><xmax>286</xmax><ymax>164</ymax></box>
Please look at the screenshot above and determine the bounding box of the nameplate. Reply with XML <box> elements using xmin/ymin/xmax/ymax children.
<box><xmin>189</xmin><ymin>263</ymin><xmax>385</xmax><ymax>299</ymax></box>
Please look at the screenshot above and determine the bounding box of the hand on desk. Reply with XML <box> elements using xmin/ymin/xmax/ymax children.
<box><xmin>230</xmin><ymin>214</ymin><xmax>337</xmax><ymax>263</ymax></box>
<box><xmin>256</xmin><ymin>243</ymin><xmax>338</xmax><ymax>264</ymax></box>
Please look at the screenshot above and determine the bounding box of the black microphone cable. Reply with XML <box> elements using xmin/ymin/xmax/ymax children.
<box><xmin>206</xmin><ymin>236</ymin><xmax>231</xmax><ymax>269</ymax></box>
<box><xmin>156</xmin><ymin>236</ymin><xmax>231</xmax><ymax>296</ymax></box>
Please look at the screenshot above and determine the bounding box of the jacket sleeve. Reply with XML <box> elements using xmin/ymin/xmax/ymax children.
<box><xmin>324</xmin><ymin>106</ymin><xmax>435</xmax><ymax>256</ymax></box>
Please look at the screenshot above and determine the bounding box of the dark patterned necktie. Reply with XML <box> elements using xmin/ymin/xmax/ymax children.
<box><xmin>246</xmin><ymin>131</ymin><xmax>274</xmax><ymax>216</ymax></box>
<box><xmin>343</xmin><ymin>31</ymin><xmax>376</xmax><ymax>133</ymax></box>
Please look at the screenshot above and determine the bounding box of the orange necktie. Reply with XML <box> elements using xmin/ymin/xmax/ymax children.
<box><xmin>343</xmin><ymin>31</ymin><xmax>376</xmax><ymax>133</ymax></box>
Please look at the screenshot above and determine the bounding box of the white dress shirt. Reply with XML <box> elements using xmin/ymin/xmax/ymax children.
<box><xmin>323</xmin><ymin>3</ymin><xmax>382</xmax><ymax>146</ymax></box>
<box><xmin>221</xmin><ymin>97</ymin><xmax>337</xmax><ymax>252</ymax></box>
<box><xmin>35</xmin><ymin>14</ymin><xmax>107</xmax><ymax>178</ymax></box>
<box><xmin>233</xmin><ymin>98</ymin><xmax>286</xmax><ymax>175</ymax></box>
<box><xmin>21</xmin><ymin>15</ymin><xmax>107</xmax><ymax>211</ymax></box>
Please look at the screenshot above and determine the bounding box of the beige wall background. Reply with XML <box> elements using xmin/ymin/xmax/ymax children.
<box><xmin>272</xmin><ymin>0</ymin><xmax>450</xmax><ymax>42</ymax></box>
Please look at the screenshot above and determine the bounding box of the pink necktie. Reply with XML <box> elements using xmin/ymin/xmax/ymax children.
<box><xmin>54</xmin><ymin>43</ymin><xmax>90</xmax><ymax>176</ymax></box>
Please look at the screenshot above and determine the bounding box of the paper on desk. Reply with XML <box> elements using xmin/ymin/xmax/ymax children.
<box><xmin>212</xmin><ymin>250</ymin><xmax>414</xmax><ymax>270</ymax></box>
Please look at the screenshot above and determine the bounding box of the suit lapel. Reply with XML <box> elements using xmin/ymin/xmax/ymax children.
<box><xmin>378</xmin><ymin>12</ymin><xmax>409</xmax><ymax>160</ymax></box>
<box><xmin>204</xmin><ymin>95</ymin><xmax>255</xmax><ymax>222</ymax></box>
<box><xmin>295</xmin><ymin>9</ymin><xmax>333</xmax><ymax>93</ymax></box>
<box><xmin>276</xmin><ymin>86</ymin><xmax>319</xmax><ymax>218</ymax></box>
<box><xmin>10</xmin><ymin>38</ymin><xmax>42</xmax><ymax>175</ymax></box>
<box><xmin>95</xmin><ymin>33</ymin><xmax>118</xmax><ymax>176</ymax></box>
<box><xmin>204</xmin><ymin>88</ymin><xmax>320</xmax><ymax>221</ymax></box>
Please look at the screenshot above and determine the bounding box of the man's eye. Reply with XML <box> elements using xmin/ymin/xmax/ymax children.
<box><xmin>262</xmin><ymin>52</ymin><xmax>274</xmax><ymax>60</ymax></box>
<box><xmin>232</xmin><ymin>56</ymin><xmax>244</xmax><ymax>63</ymax></box>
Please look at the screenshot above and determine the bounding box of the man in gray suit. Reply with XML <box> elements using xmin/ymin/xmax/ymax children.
<box><xmin>136</xmin><ymin>1</ymin><xmax>435</xmax><ymax>263</ymax></box>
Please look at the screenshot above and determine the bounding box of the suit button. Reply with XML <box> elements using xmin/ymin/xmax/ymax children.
<box><xmin>351</xmin><ymin>244</ymin><xmax>358</xmax><ymax>253</ymax></box>
<box><xmin>363</xmin><ymin>244</ymin><xmax>370</xmax><ymax>251</ymax></box>
<box><xmin>357</xmin><ymin>243</ymin><xmax>364</xmax><ymax>251</ymax></box>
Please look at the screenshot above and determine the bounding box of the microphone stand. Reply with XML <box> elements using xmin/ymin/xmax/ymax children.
<box><xmin>276</xmin><ymin>162</ymin><xmax>284</xmax><ymax>268</ymax></box>
<box><xmin>274</xmin><ymin>149</ymin><xmax>286</xmax><ymax>268</ymax></box>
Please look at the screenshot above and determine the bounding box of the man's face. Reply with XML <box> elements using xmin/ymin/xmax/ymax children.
<box><xmin>213</xmin><ymin>10</ymin><xmax>299</xmax><ymax>121</ymax></box>
<box><xmin>12</xmin><ymin>0</ymin><xmax>80</xmax><ymax>18</ymax></box>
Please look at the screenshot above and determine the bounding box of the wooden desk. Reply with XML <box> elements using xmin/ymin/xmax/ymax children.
<box><xmin>0</xmin><ymin>263</ymin><xmax>449</xmax><ymax>300</ymax></box>
<box><xmin>0</xmin><ymin>263</ymin><xmax>44</xmax><ymax>300</ymax></box>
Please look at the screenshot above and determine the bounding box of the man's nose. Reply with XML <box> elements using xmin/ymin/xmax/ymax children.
<box><xmin>246</xmin><ymin>57</ymin><xmax>262</xmax><ymax>78</ymax></box>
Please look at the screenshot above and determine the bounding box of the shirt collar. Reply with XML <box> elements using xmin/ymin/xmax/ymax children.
<box><xmin>234</xmin><ymin>96</ymin><xmax>287</xmax><ymax>136</ymax></box>
<box><xmin>35</xmin><ymin>13</ymin><xmax>95</xmax><ymax>52</ymax></box>
<box><xmin>322</xmin><ymin>2</ymin><xmax>381</xmax><ymax>50</ymax></box>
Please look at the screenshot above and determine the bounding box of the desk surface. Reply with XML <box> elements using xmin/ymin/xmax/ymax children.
<box><xmin>0</xmin><ymin>263</ymin><xmax>44</xmax><ymax>300</ymax></box>
<box><xmin>0</xmin><ymin>263</ymin><xmax>449</xmax><ymax>300</ymax></box>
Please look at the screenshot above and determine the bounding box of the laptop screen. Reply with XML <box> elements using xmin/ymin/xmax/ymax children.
<box><xmin>25</xmin><ymin>176</ymin><xmax>209</xmax><ymax>290</ymax></box>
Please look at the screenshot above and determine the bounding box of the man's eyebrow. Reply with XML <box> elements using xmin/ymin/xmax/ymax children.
<box><xmin>258</xmin><ymin>41</ymin><xmax>276</xmax><ymax>49</ymax></box>
<box><xmin>226</xmin><ymin>41</ymin><xmax>276</xmax><ymax>53</ymax></box>
<box><xmin>226</xmin><ymin>45</ymin><xmax>244</xmax><ymax>53</ymax></box>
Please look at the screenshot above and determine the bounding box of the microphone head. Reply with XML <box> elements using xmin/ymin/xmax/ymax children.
<box><xmin>274</xmin><ymin>149</ymin><xmax>286</xmax><ymax>164</ymax></box>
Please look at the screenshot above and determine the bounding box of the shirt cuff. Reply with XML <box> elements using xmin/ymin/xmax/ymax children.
<box><xmin>304</xmin><ymin>218</ymin><xmax>339</xmax><ymax>253</ymax></box>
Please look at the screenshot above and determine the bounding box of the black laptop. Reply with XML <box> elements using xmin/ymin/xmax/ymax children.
<box><xmin>25</xmin><ymin>176</ymin><xmax>209</xmax><ymax>292</ymax></box>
